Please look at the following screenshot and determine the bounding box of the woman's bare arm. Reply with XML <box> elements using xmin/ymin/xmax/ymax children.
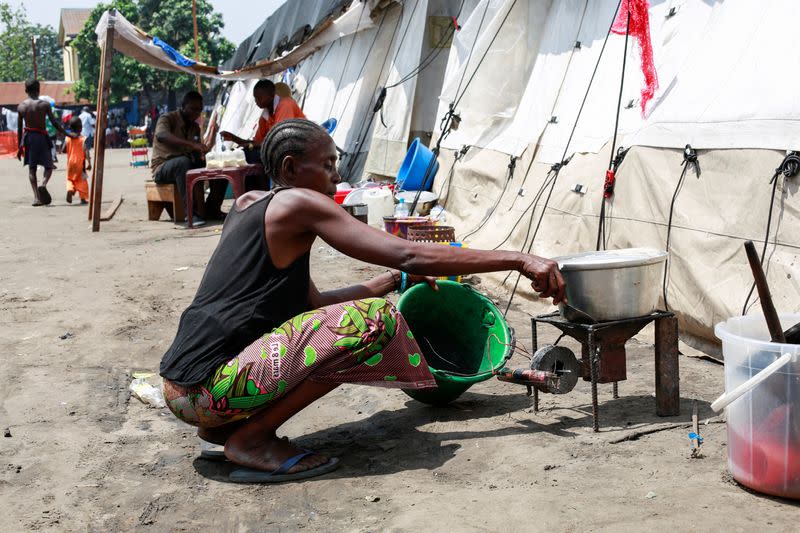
<box><xmin>267</xmin><ymin>189</ymin><xmax>566</xmax><ymax>304</ymax></box>
<box><xmin>307</xmin><ymin>273</ymin><xmax>398</xmax><ymax>308</ymax></box>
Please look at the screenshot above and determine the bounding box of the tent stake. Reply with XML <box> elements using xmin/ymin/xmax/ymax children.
<box><xmin>90</xmin><ymin>9</ymin><xmax>116</xmax><ymax>232</ymax></box>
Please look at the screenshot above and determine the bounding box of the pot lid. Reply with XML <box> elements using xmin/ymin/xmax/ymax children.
<box><xmin>554</xmin><ymin>248</ymin><xmax>668</xmax><ymax>271</ymax></box>
<box><xmin>396</xmin><ymin>190</ymin><xmax>438</xmax><ymax>203</ymax></box>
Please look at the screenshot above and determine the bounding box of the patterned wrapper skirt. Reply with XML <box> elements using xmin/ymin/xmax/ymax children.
<box><xmin>163</xmin><ymin>298</ymin><xmax>435</xmax><ymax>427</ymax></box>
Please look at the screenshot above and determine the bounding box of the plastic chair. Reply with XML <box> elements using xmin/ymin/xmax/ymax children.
<box><xmin>185</xmin><ymin>163</ymin><xmax>265</xmax><ymax>228</ymax></box>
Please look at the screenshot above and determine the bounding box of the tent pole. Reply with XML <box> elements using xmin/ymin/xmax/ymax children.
<box><xmin>90</xmin><ymin>9</ymin><xmax>116</xmax><ymax>232</ymax></box>
<box><xmin>192</xmin><ymin>0</ymin><xmax>202</xmax><ymax>94</ymax></box>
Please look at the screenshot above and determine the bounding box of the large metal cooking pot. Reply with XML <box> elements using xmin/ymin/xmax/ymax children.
<box><xmin>554</xmin><ymin>248</ymin><xmax>668</xmax><ymax>322</ymax></box>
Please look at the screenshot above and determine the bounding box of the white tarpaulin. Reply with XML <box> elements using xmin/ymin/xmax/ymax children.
<box><xmin>432</xmin><ymin>0</ymin><xmax>800</xmax><ymax>162</ymax></box>
<box><xmin>363</xmin><ymin>0</ymin><xmax>430</xmax><ymax>176</ymax></box>
<box><xmin>429</xmin><ymin>0</ymin><xmax>800</xmax><ymax>347</ymax></box>
<box><xmin>434</xmin><ymin>0</ymin><xmax>551</xmax><ymax>155</ymax></box>
<box><xmin>628</xmin><ymin>0</ymin><xmax>800</xmax><ymax>150</ymax></box>
<box><xmin>95</xmin><ymin>2</ymin><xmax>379</xmax><ymax>81</ymax></box>
<box><xmin>294</xmin><ymin>3</ymin><xmax>403</xmax><ymax>158</ymax></box>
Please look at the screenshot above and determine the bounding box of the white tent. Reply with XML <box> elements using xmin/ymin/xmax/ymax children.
<box><xmin>215</xmin><ymin>0</ymin><xmax>463</xmax><ymax>182</ymax></box>
<box><xmin>428</xmin><ymin>0</ymin><xmax>800</xmax><ymax>351</ymax></box>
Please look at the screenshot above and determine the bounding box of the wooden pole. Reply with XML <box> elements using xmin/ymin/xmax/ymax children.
<box><xmin>31</xmin><ymin>37</ymin><xmax>38</xmax><ymax>79</ymax></box>
<box><xmin>89</xmin><ymin>10</ymin><xmax>116</xmax><ymax>232</ymax></box>
<box><xmin>192</xmin><ymin>0</ymin><xmax>201</xmax><ymax>94</ymax></box>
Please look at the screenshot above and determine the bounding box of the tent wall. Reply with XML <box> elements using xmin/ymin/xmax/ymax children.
<box><xmin>216</xmin><ymin>79</ymin><xmax>262</xmax><ymax>142</ymax></box>
<box><xmin>431</xmin><ymin>0</ymin><xmax>800</xmax><ymax>348</ymax></box>
<box><xmin>362</xmin><ymin>0</ymin><xmax>431</xmax><ymax>177</ymax></box>
<box><xmin>293</xmin><ymin>2</ymin><xmax>403</xmax><ymax>170</ymax></box>
<box><xmin>436</xmin><ymin>142</ymin><xmax>799</xmax><ymax>350</ymax></box>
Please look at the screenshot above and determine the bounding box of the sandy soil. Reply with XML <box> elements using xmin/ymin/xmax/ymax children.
<box><xmin>1</xmin><ymin>150</ymin><xmax>797</xmax><ymax>531</ymax></box>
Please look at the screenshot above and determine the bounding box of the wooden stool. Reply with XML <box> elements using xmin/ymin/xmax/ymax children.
<box><xmin>145</xmin><ymin>181</ymin><xmax>185</xmax><ymax>222</ymax></box>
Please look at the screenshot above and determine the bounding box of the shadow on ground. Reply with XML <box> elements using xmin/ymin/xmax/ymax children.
<box><xmin>191</xmin><ymin>391</ymin><xmax>709</xmax><ymax>483</ymax></box>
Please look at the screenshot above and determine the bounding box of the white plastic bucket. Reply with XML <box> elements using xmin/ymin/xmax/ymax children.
<box><xmin>715</xmin><ymin>314</ymin><xmax>800</xmax><ymax>499</ymax></box>
<box><xmin>363</xmin><ymin>188</ymin><xmax>394</xmax><ymax>226</ymax></box>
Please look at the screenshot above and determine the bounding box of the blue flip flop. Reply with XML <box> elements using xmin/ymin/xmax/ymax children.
<box><xmin>229</xmin><ymin>451</ymin><xmax>340</xmax><ymax>483</ymax></box>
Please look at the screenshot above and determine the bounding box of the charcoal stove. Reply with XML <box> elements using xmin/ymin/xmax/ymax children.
<box><xmin>497</xmin><ymin>311</ymin><xmax>680</xmax><ymax>431</ymax></box>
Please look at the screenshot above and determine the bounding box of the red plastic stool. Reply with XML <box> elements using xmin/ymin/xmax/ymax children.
<box><xmin>185</xmin><ymin>163</ymin><xmax>264</xmax><ymax>227</ymax></box>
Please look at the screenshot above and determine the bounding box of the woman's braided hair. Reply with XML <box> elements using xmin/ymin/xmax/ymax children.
<box><xmin>260</xmin><ymin>118</ymin><xmax>328</xmax><ymax>186</ymax></box>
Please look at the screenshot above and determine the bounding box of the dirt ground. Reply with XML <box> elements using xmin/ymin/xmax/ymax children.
<box><xmin>1</xmin><ymin>150</ymin><xmax>797</xmax><ymax>532</ymax></box>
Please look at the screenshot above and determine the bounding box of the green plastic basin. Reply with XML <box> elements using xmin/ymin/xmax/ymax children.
<box><xmin>397</xmin><ymin>280</ymin><xmax>514</xmax><ymax>405</ymax></box>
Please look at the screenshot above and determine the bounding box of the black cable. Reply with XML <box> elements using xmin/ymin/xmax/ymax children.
<box><xmin>596</xmin><ymin>2</ymin><xmax>630</xmax><ymax>251</ymax></box>
<box><xmin>408</xmin><ymin>0</ymin><xmax>510</xmax><ymax>215</ymax></box>
<box><xmin>494</xmin><ymin>166</ymin><xmax>560</xmax><ymax>252</ymax></box>
<box><xmin>339</xmin><ymin>3</ymin><xmax>406</xmax><ymax>180</ymax></box>
<box><xmin>460</xmin><ymin>155</ymin><xmax>518</xmax><ymax>241</ymax></box>
<box><xmin>324</xmin><ymin>7</ymin><xmax>367</xmax><ymax>120</ymax></box>
<box><xmin>438</xmin><ymin>145</ymin><xmax>469</xmax><ymax>208</ymax></box>
<box><xmin>338</xmin><ymin>11</ymin><xmax>389</xmax><ymax>124</ymax></box>
<box><xmin>386</xmin><ymin>0</ymin><xmax>465</xmax><ymax>89</ymax></box>
<box><xmin>739</xmin><ymin>152</ymin><xmax>800</xmax><ymax>315</ymax></box>
<box><xmin>662</xmin><ymin>145</ymin><xmax>699</xmax><ymax>312</ymax></box>
<box><xmin>451</xmin><ymin>0</ymin><xmax>491</xmax><ymax>106</ymax></box>
<box><xmin>300</xmin><ymin>42</ymin><xmax>335</xmax><ymax>110</ymax></box>
<box><xmin>504</xmin><ymin>167</ymin><xmax>560</xmax><ymax>316</ymax></box>
<box><xmin>502</xmin><ymin>0</ymin><xmax>624</xmax><ymax>313</ymax></box>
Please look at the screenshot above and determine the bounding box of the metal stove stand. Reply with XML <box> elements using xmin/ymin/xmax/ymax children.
<box><xmin>530</xmin><ymin>311</ymin><xmax>680</xmax><ymax>431</ymax></box>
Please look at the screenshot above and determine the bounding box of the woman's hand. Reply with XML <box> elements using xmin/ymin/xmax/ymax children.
<box><xmin>387</xmin><ymin>270</ymin><xmax>438</xmax><ymax>292</ymax></box>
<box><xmin>220</xmin><ymin>131</ymin><xmax>243</xmax><ymax>145</ymax></box>
<box><xmin>406</xmin><ymin>273</ymin><xmax>439</xmax><ymax>291</ymax></box>
<box><xmin>519</xmin><ymin>255</ymin><xmax>567</xmax><ymax>304</ymax></box>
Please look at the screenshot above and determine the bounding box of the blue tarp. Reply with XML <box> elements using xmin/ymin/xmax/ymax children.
<box><xmin>152</xmin><ymin>36</ymin><xmax>197</xmax><ymax>67</ymax></box>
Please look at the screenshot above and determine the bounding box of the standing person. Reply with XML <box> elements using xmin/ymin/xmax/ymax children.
<box><xmin>63</xmin><ymin>116</ymin><xmax>91</xmax><ymax>205</ymax></box>
<box><xmin>79</xmin><ymin>106</ymin><xmax>96</xmax><ymax>156</ymax></box>
<box><xmin>220</xmin><ymin>80</ymin><xmax>305</xmax><ymax>164</ymax></box>
<box><xmin>151</xmin><ymin>91</ymin><xmax>227</xmax><ymax>227</ymax></box>
<box><xmin>160</xmin><ymin>119</ymin><xmax>567</xmax><ymax>482</ymax></box>
<box><xmin>16</xmin><ymin>80</ymin><xmax>76</xmax><ymax>206</ymax></box>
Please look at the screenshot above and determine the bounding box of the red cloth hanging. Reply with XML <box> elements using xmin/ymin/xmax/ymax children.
<box><xmin>612</xmin><ymin>0</ymin><xmax>658</xmax><ymax>116</ymax></box>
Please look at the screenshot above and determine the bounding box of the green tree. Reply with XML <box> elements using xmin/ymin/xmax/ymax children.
<box><xmin>0</xmin><ymin>2</ymin><xmax>63</xmax><ymax>82</ymax></box>
<box><xmin>71</xmin><ymin>0</ymin><xmax>234</xmax><ymax>107</ymax></box>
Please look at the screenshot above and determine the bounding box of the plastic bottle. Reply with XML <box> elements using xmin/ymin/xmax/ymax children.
<box><xmin>231</xmin><ymin>148</ymin><xmax>246</xmax><ymax>167</ymax></box>
<box><xmin>395</xmin><ymin>198</ymin><xmax>410</xmax><ymax>218</ymax></box>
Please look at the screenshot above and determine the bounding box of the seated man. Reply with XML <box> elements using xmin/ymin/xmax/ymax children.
<box><xmin>151</xmin><ymin>91</ymin><xmax>227</xmax><ymax>227</ymax></box>
<box><xmin>220</xmin><ymin>79</ymin><xmax>305</xmax><ymax>166</ymax></box>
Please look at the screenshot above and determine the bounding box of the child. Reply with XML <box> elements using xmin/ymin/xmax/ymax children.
<box><xmin>64</xmin><ymin>116</ymin><xmax>91</xmax><ymax>204</ymax></box>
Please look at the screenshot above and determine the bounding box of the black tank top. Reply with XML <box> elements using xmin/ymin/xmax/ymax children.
<box><xmin>160</xmin><ymin>189</ymin><xmax>310</xmax><ymax>386</ymax></box>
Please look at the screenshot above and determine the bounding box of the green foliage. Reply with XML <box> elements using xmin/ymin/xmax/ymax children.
<box><xmin>71</xmin><ymin>0</ymin><xmax>235</xmax><ymax>104</ymax></box>
<box><xmin>0</xmin><ymin>2</ymin><xmax>63</xmax><ymax>82</ymax></box>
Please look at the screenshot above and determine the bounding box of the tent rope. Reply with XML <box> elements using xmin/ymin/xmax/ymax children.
<box><xmin>460</xmin><ymin>154</ymin><xmax>518</xmax><ymax>241</ymax></box>
<box><xmin>501</xmin><ymin>0</ymin><xmax>624</xmax><ymax>314</ymax></box>
<box><xmin>338</xmin><ymin>3</ymin><xmax>406</xmax><ymax>180</ymax></box>
<box><xmin>408</xmin><ymin>0</ymin><xmax>511</xmax><ymax>216</ymax></box>
<box><xmin>662</xmin><ymin>144</ymin><xmax>700</xmax><ymax>312</ymax></box>
<box><xmin>506</xmin><ymin>0</ymin><xmax>590</xmax><ymax>214</ymax></box>
<box><xmin>384</xmin><ymin>10</ymin><xmax>461</xmax><ymax>89</ymax></box>
<box><xmin>300</xmin><ymin>42</ymin><xmax>335</xmax><ymax>110</ymax></box>
<box><xmin>596</xmin><ymin>0</ymin><xmax>631</xmax><ymax>251</ymax></box>
<box><xmin>324</xmin><ymin>6</ymin><xmax>367</xmax><ymax>120</ymax></box>
<box><xmin>437</xmin><ymin>145</ymin><xmax>470</xmax><ymax>207</ymax></box>
<box><xmin>741</xmin><ymin>151</ymin><xmax>800</xmax><ymax>315</ymax></box>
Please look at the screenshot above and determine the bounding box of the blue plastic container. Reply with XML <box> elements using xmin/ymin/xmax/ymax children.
<box><xmin>396</xmin><ymin>138</ymin><xmax>439</xmax><ymax>191</ymax></box>
<box><xmin>321</xmin><ymin>118</ymin><xmax>338</xmax><ymax>135</ymax></box>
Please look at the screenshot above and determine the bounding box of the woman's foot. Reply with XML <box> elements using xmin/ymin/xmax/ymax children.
<box><xmin>66</xmin><ymin>191</ymin><xmax>74</xmax><ymax>204</ymax></box>
<box><xmin>224</xmin><ymin>433</ymin><xmax>329</xmax><ymax>473</ymax></box>
<box><xmin>197</xmin><ymin>420</ymin><xmax>245</xmax><ymax>445</ymax></box>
